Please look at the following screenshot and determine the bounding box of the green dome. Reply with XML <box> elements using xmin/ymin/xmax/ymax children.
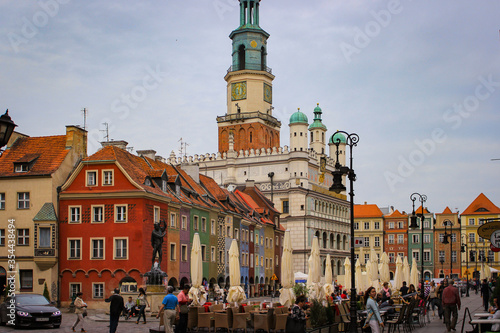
<box><xmin>329</xmin><ymin>132</ymin><xmax>346</xmax><ymax>144</ymax></box>
<box><xmin>314</xmin><ymin>104</ymin><xmax>322</xmax><ymax>113</ymax></box>
<box><xmin>308</xmin><ymin>103</ymin><xmax>327</xmax><ymax>131</ymax></box>
<box><xmin>289</xmin><ymin>108</ymin><xmax>309</xmax><ymax>124</ymax></box>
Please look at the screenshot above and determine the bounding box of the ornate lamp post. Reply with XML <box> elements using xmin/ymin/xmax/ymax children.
<box><xmin>0</xmin><ymin>109</ymin><xmax>17</xmax><ymax>153</ymax></box>
<box><xmin>461</xmin><ymin>235</ymin><xmax>470</xmax><ymax>297</ymax></box>
<box><xmin>409</xmin><ymin>192</ymin><xmax>427</xmax><ymax>299</ymax></box>
<box><xmin>442</xmin><ymin>219</ymin><xmax>454</xmax><ymax>278</ymax></box>
<box><xmin>440</xmin><ymin>257</ymin><xmax>445</xmax><ymax>278</ymax></box>
<box><xmin>329</xmin><ymin>130</ymin><xmax>359</xmax><ymax>333</ymax></box>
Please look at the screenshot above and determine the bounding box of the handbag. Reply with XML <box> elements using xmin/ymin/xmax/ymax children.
<box><xmin>82</xmin><ymin>309</ymin><xmax>88</xmax><ymax>318</ymax></box>
<box><xmin>180</xmin><ymin>304</ymin><xmax>189</xmax><ymax>314</ymax></box>
<box><xmin>286</xmin><ymin>315</ymin><xmax>305</xmax><ymax>333</ymax></box>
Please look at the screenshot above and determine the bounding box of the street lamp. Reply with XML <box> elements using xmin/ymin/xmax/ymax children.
<box><xmin>442</xmin><ymin>219</ymin><xmax>454</xmax><ymax>278</ymax></box>
<box><xmin>461</xmin><ymin>235</ymin><xmax>470</xmax><ymax>297</ymax></box>
<box><xmin>0</xmin><ymin>109</ymin><xmax>17</xmax><ymax>152</ymax></box>
<box><xmin>329</xmin><ymin>130</ymin><xmax>359</xmax><ymax>333</ymax></box>
<box><xmin>409</xmin><ymin>192</ymin><xmax>427</xmax><ymax>299</ymax></box>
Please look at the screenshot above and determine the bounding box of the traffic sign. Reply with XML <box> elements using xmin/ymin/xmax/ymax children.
<box><xmin>464</xmin><ymin>269</ymin><xmax>470</xmax><ymax>275</ymax></box>
<box><xmin>491</xmin><ymin>243</ymin><xmax>500</xmax><ymax>253</ymax></box>
<box><xmin>354</xmin><ymin>237</ymin><xmax>364</xmax><ymax>247</ymax></box>
<box><xmin>491</xmin><ymin>230</ymin><xmax>500</xmax><ymax>248</ymax></box>
<box><xmin>271</xmin><ymin>274</ymin><xmax>278</xmax><ymax>281</ymax></box>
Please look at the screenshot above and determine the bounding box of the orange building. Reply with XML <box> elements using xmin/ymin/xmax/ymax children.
<box><xmin>383</xmin><ymin>210</ymin><xmax>409</xmax><ymax>278</ymax></box>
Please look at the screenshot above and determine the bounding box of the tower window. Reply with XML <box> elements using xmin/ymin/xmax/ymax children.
<box><xmin>294</xmin><ymin>132</ymin><xmax>296</xmax><ymax>137</ymax></box>
<box><xmin>300</xmin><ymin>132</ymin><xmax>303</xmax><ymax>136</ymax></box>
<box><xmin>250</xmin><ymin>132</ymin><xmax>253</xmax><ymax>143</ymax></box>
<box><xmin>238</xmin><ymin>45</ymin><xmax>246</xmax><ymax>70</ymax></box>
<box><xmin>311</xmin><ymin>133</ymin><xmax>314</xmax><ymax>143</ymax></box>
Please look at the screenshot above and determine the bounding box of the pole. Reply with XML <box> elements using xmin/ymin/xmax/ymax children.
<box><xmin>466</xmin><ymin>242</ymin><xmax>470</xmax><ymax>297</ymax></box>
<box><xmin>420</xmin><ymin>210</ymin><xmax>425</xmax><ymax>299</ymax></box>
<box><xmin>348</xmin><ymin>142</ymin><xmax>357</xmax><ymax>333</ymax></box>
<box><xmin>450</xmin><ymin>227</ymin><xmax>453</xmax><ymax>278</ymax></box>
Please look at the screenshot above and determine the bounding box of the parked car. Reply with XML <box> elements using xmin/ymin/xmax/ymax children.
<box><xmin>0</xmin><ymin>294</ymin><xmax>62</xmax><ymax>328</ymax></box>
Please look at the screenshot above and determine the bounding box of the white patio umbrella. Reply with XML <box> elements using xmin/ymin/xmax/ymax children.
<box><xmin>393</xmin><ymin>255</ymin><xmax>404</xmax><ymax>290</ymax></box>
<box><xmin>323</xmin><ymin>254</ymin><xmax>334</xmax><ymax>298</ymax></box>
<box><xmin>410</xmin><ymin>257</ymin><xmax>420</xmax><ymax>287</ymax></box>
<box><xmin>343</xmin><ymin>257</ymin><xmax>351</xmax><ymax>291</ymax></box>
<box><xmin>366</xmin><ymin>260</ymin><xmax>374</xmax><ymax>288</ymax></box>
<box><xmin>227</xmin><ymin>239</ymin><xmax>246</xmax><ymax>304</ymax></box>
<box><xmin>307</xmin><ymin>236</ymin><xmax>321</xmax><ymax>300</ymax></box>
<box><xmin>379</xmin><ymin>253</ymin><xmax>391</xmax><ymax>284</ymax></box>
<box><xmin>279</xmin><ymin>230</ymin><xmax>296</xmax><ymax>307</ymax></box>
<box><xmin>189</xmin><ymin>233</ymin><xmax>206</xmax><ymax>305</ymax></box>
<box><xmin>403</xmin><ymin>256</ymin><xmax>411</xmax><ymax>286</ymax></box>
<box><xmin>355</xmin><ymin>259</ymin><xmax>365</xmax><ymax>294</ymax></box>
<box><xmin>480</xmin><ymin>263</ymin><xmax>486</xmax><ymax>281</ymax></box>
<box><xmin>370</xmin><ymin>248</ymin><xmax>379</xmax><ymax>282</ymax></box>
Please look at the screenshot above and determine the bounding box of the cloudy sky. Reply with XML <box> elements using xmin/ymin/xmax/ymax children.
<box><xmin>1</xmin><ymin>0</ymin><xmax>499</xmax><ymax>215</ymax></box>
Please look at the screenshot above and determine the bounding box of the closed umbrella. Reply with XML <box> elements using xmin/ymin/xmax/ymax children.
<box><xmin>227</xmin><ymin>239</ymin><xmax>246</xmax><ymax>304</ymax></box>
<box><xmin>279</xmin><ymin>230</ymin><xmax>295</xmax><ymax>307</ymax></box>
<box><xmin>393</xmin><ymin>255</ymin><xmax>404</xmax><ymax>290</ymax></box>
<box><xmin>189</xmin><ymin>233</ymin><xmax>206</xmax><ymax>305</ymax></box>
<box><xmin>480</xmin><ymin>263</ymin><xmax>486</xmax><ymax>281</ymax></box>
<box><xmin>343</xmin><ymin>257</ymin><xmax>351</xmax><ymax>291</ymax></box>
<box><xmin>485</xmin><ymin>264</ymin><xmax>492</xmax><ymax>279</ymax></box>
<box><xmin>366</xmin><ymin>260</ymin><xmax>374</xmax><ymax>288</ymax></box>
<box><xmin>410</xmin><ymin>257</ymin><xmax>420</xmax><ymax>288</ymax></box>
<box><xmin>307</xmin><ymin>236</ymin><xmax>321</xmax><ymax>300</ymax></box>
<box><xmin>323</xmin><ymin>254</ymin><xmax>334</xmax><ymax>298</ymax></box>
<box><xmin>403</xmin><ymin>256</ymin><xmax>411</xmax><ymax>287</ymax></box>
<box><xmin>370</xmin><ymin>248</ymin><xmax>379</xmax><ymax>282</ymax></box>
<box><xmin>355</xmin><ymin>259</ymin><xmax>365</xmax><ymax>294</ymax></box>
<box><xmin>379</xmin><ymin>253</ymin><xmax>390</xmax><ymax>284</ymax></box>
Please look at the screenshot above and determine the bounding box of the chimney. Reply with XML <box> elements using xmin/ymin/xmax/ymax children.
<box><xmin>246</xmin><ymin>179</ymin><xmax>255</xmax><ymax>188</ymax></box>
<box><xmin>101</xmin><ymin>140</ymin><xmax>128</xmax><ymax>150</ymax></box>
<box><xmin>137</xmin><ymin>149</ymin><xmax>156</xmax><ymax>160</ymax></box>
<box><xmin>181</xmin><ymin>163</ymin><xmax>200</xmax><ymax>183</ymax></box>
<box><xmin>66</xmin><ymin>125</ymin><xmax>88</xmax><ymax>158</ymax></box>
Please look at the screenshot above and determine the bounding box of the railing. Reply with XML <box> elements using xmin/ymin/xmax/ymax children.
<box><xmin>216</xmin><ymin>111</ymin><xmax>281</xmax><ymax>127</ymax></box>
<box><xmin>35</xmin><ymin>248</ymin><xmax>55</xmax><ymax>256</ymax></box>
<box><xmin>227</xmin><ymin>64</ymin><xmax>273</xmax><ymax>74</ymax></box>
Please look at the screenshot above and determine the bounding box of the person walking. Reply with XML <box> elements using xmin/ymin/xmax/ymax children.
<box><xmin>106</xmin><ymin>288</ymin><xmax>124</xmax><ymax>333</ymax></box>
<box><xmin>72</xmin><ymin>292</ymin><xmax>87</xmax><ymax>332</ymax></box>
<box><xmin>158</xmin><ymin>286</ymin><xmax>179</xmax><ymax>333</ymax></box>
<box><xmin>442</xmin><ymin>279</ymin><xmax>461</xmax><ymax>332</ymax></box>
<box><xmin>364</xmin><ymin>287</ymin><xmax>384</xmax><ymax>333</ymax></box>
<box><xmin>176</xmin><ymin>285</ymin><xmax>192</xmax><ymax>333</ymax></box>
<box><xmin>428</xmin><ymin>281</ymin><xmax>437</xmax><ymax>317</ymax></box>
<box><xmin>136</xmin><ymin>287</ymin><xmax>150</xmax><ymax>324</ymax></box>
<box><xmin>481</xmin><ymin>279</ymin><xmax>492</xmax><ymax>312</ymax></box>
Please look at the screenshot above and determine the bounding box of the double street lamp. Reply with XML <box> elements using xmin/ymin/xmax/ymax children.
<box><xmin>409</xmin><ymin>192</ymin><xmax>427</xmax><ymax>300</ymax></box>
<box><xmin>329</xmin><ymin>130</ymin><xmax>359</xmax><ymax>333</ymax></box>
<box><xmin>0</xmin><ymin>109</ymin><xmax>17</xmax><ymax>152</ymax></box>
<box><xmin>461</xmin><ymin>235</ymin><xmax>470</xmax><ymax>297</ymax></box>
<box><xmin>442</xmin><ymin>219</ymin><xmax>454</xmax><ymax>278</ymax></box>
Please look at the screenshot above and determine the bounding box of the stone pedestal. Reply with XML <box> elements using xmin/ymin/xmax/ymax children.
<box><xmin>148</xmin><ymin>286</ymin><xmax>166</xmax><ymax>316</ymax></box>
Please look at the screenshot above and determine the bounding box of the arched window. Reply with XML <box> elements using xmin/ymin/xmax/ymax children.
<box><xmin>238</xmin><ymin>45</ymin><xmax>246</xmax><ymax>70</ymax></box>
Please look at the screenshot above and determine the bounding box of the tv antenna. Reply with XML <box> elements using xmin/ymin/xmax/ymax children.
<box><xmin>81</xmin><ymin>108</ymin><xmax>88</xmax><ymax>130</ymax></box>
<box><xmin>178</xmin><ymin>138</ymin><xmax>189</xmax><ymax>158</ymax></box>
<box><xmin>101</xmin><ymin>123</ymin><xmax>110</xmax><ymax>142</ymax></box>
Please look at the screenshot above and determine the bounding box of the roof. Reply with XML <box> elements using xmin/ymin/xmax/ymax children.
<box><xmin>289</xmin><ymin>109</ymin><xmax>308</xmax><ymax>124</ymax></box>
<box><xmin>385</xmin><ymin>209</ymin><xmax>408</xmax><ymax>218</ymax></box>
<box><xmin>415</xmin><ymin>206</ymin><xmax>430</xmax><ymax>214</ymax></box>
<box><xmin>462</xmin><ymin>193</ymin><xmax>500</xmax><ymax>215</ymax></box>
<box><xmin>33</xmin><ymin>203</ymin><xmax>57</xmax><ymax>221</ymax></box>
<box><xmin>354</xmin><ymin>203</ymin><xmax>384</xmax><ymax>218</ymax></box>
<box><xmin>329</xmin><ymin>132</ymin><xmax>346</xmax><ymax>144</ymax></box>
<box><xmin>436</xmin><ymin>207</ymin><xmax>454</xmax><ymax>215</ymax></box>
<box><xmin>0</xmin><ymin>135</ymin><xmax>70</xmax><ymax>177</ymax></box>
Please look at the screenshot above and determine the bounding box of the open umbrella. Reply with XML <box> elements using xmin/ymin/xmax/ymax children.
<box><xmin>189</xmin><ymin>233</ymin><xmax>206</xmax><ymax>305</ymax></box>
<box><xmin>393</xmin><ymin>255</ymin><xmax>403</xmax><ymax>290</ymax></box>
<box><xmin>323</xmin><ymin>254</ymin><xmax>334</xmax><ymax>298</ymax></box>
<box><xmin>307</xmin><ymin>236</ymin><xmax>321</xmax><ymax>300</ymax></box>
<box><xmin>410</xmin><ymin>257</ymin><xmax>420</xmax><ymax>288</ymax></box>
<box><xmin>227</xmin><ymin>239</ymin><xmax>246</xmax><ymax>304</ymax></box>
<box><xmin>403</xmin><ymin>256</ymin><xmax>411</xmax><ymax>287</ymax></box>
<box><xmin>343</xmin><ymin>257</ymin><xmax>351</xmax><ymax>291</ymax></box>
<box><xmin>379</xmin><ymin>253</ymin><xmax>390</xmax><ymax>284</ymax></box>
<box><xmin>279</xmin><ymin>230</ymin><xmax>296</xmax><ymax>307</ymax></box>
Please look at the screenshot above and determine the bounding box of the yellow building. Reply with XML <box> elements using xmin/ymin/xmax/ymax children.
<box><xmin>0</xmin><ymin>126</ymin><xmax>86</xmax><ymax>301</ymax></box>
<box><xmin>460</xmin><ymin>193</ymin><xmax>500</xmax><ymax>280</ymax></box>
<box><xmin>354</xmin><ymin>203</ymin><xmax>384</xmax><ymax>266</ymax></box>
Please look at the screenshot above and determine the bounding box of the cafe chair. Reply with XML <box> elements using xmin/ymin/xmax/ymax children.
<box><xmin>274</xmin><ymin>314</ymin><xmax>288</xmax><ymax>333</ymax></box>
<box><xmin>232</xmin><ymin>313</ymin><xmax>249</xmax><ymax>333</ymax></box>
<box><xmin>198</xmin><ymin>312</ymin><xmax>215</xmax><ymax>333</ymax></box>
<box><xmin>254</xmin><ymin>313</ymin><xmax>273</xmax><ymax>333</ymax></box>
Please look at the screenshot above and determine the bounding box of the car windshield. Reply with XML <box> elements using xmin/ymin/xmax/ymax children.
<box><xmin>15</xmin><ymin>295</ymin><xmax>50</xmax><ymax>306</ymax></box>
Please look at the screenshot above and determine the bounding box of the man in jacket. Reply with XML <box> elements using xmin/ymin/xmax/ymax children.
<box><xmin>442</xmin><ymin>279</ymin><xmax>461</xmax><ymax>332</ymax></box>
<box><xmin>106</xmin><ymin>288</ymin><xmax>124</xmax><ymax>333</ymax></box>
<box><xmin>481</xmin><ymin>279</ymin><xmax>492</xmax><ymax>311</ymax></box>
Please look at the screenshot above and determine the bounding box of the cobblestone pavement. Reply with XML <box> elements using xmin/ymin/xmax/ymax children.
<box><xmin>0</xmin><ymin>292</ymin><xmax>485</xmax><ymax>333</ymax></box>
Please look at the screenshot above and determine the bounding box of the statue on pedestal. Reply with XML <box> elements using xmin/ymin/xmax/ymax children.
<box><xmin>151</xmin><ymin>219</ymin><xmax>167</xmax><ymax>268</ymax></box>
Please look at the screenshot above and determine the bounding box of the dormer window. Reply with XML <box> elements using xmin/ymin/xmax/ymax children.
<box><xmin>14</xmin><ymin>164</ymin><xmax>29</xmax><ymax>172</ymax></box>
<box><xmin>13</xmin><ymin>154</ymin><xmax>39</xmax><ymax>173</ymax></box>
<box><xmin>162</xmin><ymin>180</ymin><xmax>167</xmax><ymax>192</ymax></box>
<box><xmin>145</xmin><ymin>178</ymin><xmax>152</xmax><ymax>186</ymax></box>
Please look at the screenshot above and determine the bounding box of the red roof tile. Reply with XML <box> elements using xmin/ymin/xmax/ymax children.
<box><xmin>385</xmin><ymin>209</ymin><xmax>408</xmax><ymax>218</ymax></box>
<box><xmin>354</xmin><ymin>204</ymin><xmax>384</xmax><ymax>218</ymax></box>
<box><xmin>462</xmin><ymin>193</ymin><xmax>500</xmax><ymax>215</ymax></box>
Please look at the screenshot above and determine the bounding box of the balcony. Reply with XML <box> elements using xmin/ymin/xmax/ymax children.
<box><xmin>217</xmin><ymin>111</ymin><xmax>281</xmax><ymax>128</ymax></box>
<box><xmin>34</xmin><ymin>248</ymin><xmax>57</xmax><ymax>271</ymax></box>
<box><xmin>227</xmin><ymin>64</ymin><xmax>272</xmax><ymax>74</ymax></box>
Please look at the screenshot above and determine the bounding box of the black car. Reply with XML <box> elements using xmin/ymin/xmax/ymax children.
<box><xmin>0</xmin><ymin>294</ymin><xmax>62</xmax><ymax>328</ymax></box>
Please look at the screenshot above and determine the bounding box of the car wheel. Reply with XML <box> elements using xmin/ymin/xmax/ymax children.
<box><xmin>53</xmin><ymin>324</ymin><xmax>61</xmax><ymax>328</ymax></box>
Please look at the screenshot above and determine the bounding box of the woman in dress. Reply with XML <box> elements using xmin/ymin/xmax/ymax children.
<box><xmin>136</xmin><ymin>288</ymin><xmax>150</xmax><ymax>324</ymax></box>
<box><xmin>72</xmin><ymin>292</ymin><xmax>87</xmax><ymax>332</ymax></box>
<box><xmin>364</xmin><ymin>287</ymin><xmax>384</xmax><ymax>333</ymax></box>
<box><xmin>287</xmin><ymin>295</ymin><xmax>309</xmax><ymax>333</ymax></box>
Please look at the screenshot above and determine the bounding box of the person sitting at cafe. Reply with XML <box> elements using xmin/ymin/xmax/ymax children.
<box><xmin>470</xmin><ymin>298</ymin><xmax>500</xmax><ymax>333</ymax></box>
<box><xmin>400</xmin><ymin>281</ymin><xmax>409</xmax><ymax>296</ymax></box>
<box><xmin>380</xmin><ymin>298</ymin><xmax>396</xmax><ymax>316</ymax></box>
<box><xmin>123</xmin><ymin>296</ymin><xmax>137</xmax><ymax>319</ymax></box>
<box><xmin>380</xmin><ymin>282</ymin><xmax>392</xmax><ymax>302</ymax></box>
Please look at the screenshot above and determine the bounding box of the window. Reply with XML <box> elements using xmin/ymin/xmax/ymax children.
<box><xmin>91</xmin><ymin>239</ymin><xmax>104</xmax><ymax>259</ymax></box>
<box><xmin>364</xmin><ymin>237</ymin><xmax>370</xmax><ymax>247</ymax></box>
<box><xmin>451</xmin><ymin>233</ymin><xmax>457</xmax><ymax>242</ymax></box>
<box><xmin>439</xmin><ymin>233</ymin><xmax>444</xmax><ymax>242</ymax></box>
<box><xmin>424</xmin><ymin>220</ymin><xmax>430</xmax><ymax>228</ymax></box>
<box><xmin>282</xmin><ymin>200</ymin><xmax>289</xmax><ymax>214</ymax></box>
<box><xmin>354</xmin><ymin>254</ymin><xmax>359</xmax><ymax>261</ymax></box>
<box><xmin>412</xmin><ymin>234</ymin><xmax>419</xmax><ymax>244</ymax></box>
<box><xmin>39</xmin><ymin>227</ymin><xmax>51</xmax><ymax>248</ymax></box>
<box><xmin>469</xmin><ymin>233</ymin><xmax>475</xmax><ymax>243</ymax></box>
<box><xmin>181</xmin><ymin>245</ymin><xmax>188</xmax><ymax>262</ymax></box>
<box><xmin>194</xmin><ymin>216</ymin><xmax>199</xmax><ymax>230</ymax></box>
<box><xmin>201</xmin><ymin>245</ymin><xmax>207</xmax><ymax>261</ymax></box>
<box><xmin>0</xmin><ymin>193</ymin><xmax>4</xmax><ymax>210</ymax></box>
<box><xmin>114</xmin><ymin>238</ymin><xmax>127</xmax><ymax>259</ymax></box>
<box><xmin>439</xmin><ymin>250</ymin><xmax>445</xmax><ymax>261</ymax></box>
<box><xmin>397</xmin><ymin>234</ymin><xmax>404</xmax><ymax>244</ymax></box>
<box><xmin>255</xmin><ymin>254</ymin><xmax>259</xmax><ymax>266</ymax></box>
<box><xmin>398</xmin><ymin>253</ymin><xmax>404</xmax><ymax>259</ymax></box>
<box><xmin>261</xmin><ymin>256</ymin><xmax>264</xmax><ymax>267</ymax></box>
<box><xmin>69</xmin><ymin>206</ymin><xmax>81</xmax><ymax>223</ymax></box>
<box><xmin>182</xmin><ymin>216</ymin><xmax>187</xmax><ymax>230</ymax></box>
<box><xmin>265</xmin><ymin>258</ymin><xmax>269</xmax><ymax>268</ymax></box>
<box><xmin>219</xmin><ymin>250</ymin><xmax>223</xmax><ymax>263</ymax></box>
<box><xmin>354</xmin><ymin>223</ymin><xmax>359</xmax><ymax>230</ymax></box>
<box><xmin>250</xmin><ymin>254</ymin><xmax>253</xmax><ymax>267</ymax></box>
<box><xmin>17</xmin><ymin>192</ymin><xmax>29</xmax><ymax>209</ymax></box>
<box><xmin>270</xmin><ymin>238</ymin><xmax>273</xmax><ymax>248</ymax></box>
<box><xmin>468</xmin><ymin>218</ymin><xmax>475</xmax><ymax>226</ymax></box>
<box><xmin>374</xmin><ymin>222</ymin><xmax>380</xmax><ymax>230</ymax></box>
<box><xmin>479</xmin><ymin>219</ymin><xmax>485</xmax><ymax>225</ymax></box>
<box><xmin>17</xmin><ymin>229</ymin><xmax>29</xmax><ymax>246</ymax></box>
<box><xmin>389</xmin><ymin>222</ymin><xmax>394</xmax><ymax>229</ymax></box>
<box><xmin>388</xmin><ymin>235</ymin><xmax>394</xmax><ymax>244</ymax></box>
<box><xmin>86</xmin><ymin>171</ymin><xmax>97</xmax><ymax>186</ymax></box>
<box><xmin>234</xmin><ymin>228</ymin><xmax>239</xmax><ymax>240</ymax></box>
<box><xmin>261</xmin><ymin>236</ymin><xmax>264</xmax><ymax>245</ymax></box>
<box><xmin>93</xmin><ymin>283</ymin><xmax>104</xmax><ymax>299</ymax></box>
<box><xmin>0</xmin><ymin>229</ymin><xmax>5</xmax><ymax>246</ymax></box>
<box><xmin>15</xmin><ymin>164</ymin><xmax>28</xmax><ymax>172</ymax></box>
<box><xmin>388</xmin><ymin>253</ymin><xmax>395</xmax><ymax>263</ymax></box>
<box><xmin>152</xmin><ymin>207</ymin><xmax>160</xmax><ymax>224</ymax></box>
<box><xmin>364</xmin><ymin>253</ymin><xmax>370</xmax><ymax>264</ymax></box>
<box><xmin>211</xmin><ymin>220</ymin><xmax>216</xmax><ymax>235</ymax></box>
<box><xmin>424</xmin><ymin>234</ymin><xmax>430</xmax><ymax>243</ymax></box>
<box><xmin>70</xmin><ymin>284</ymin><xmax>81</xmax><ymax>298</ymax></box>
<box><xmin>89</xmin><ymin>205</ymin><xmax>103</xmax><ymax>223</ymax></box>
<box><xmin>115</xmin><ymin>205</ymin><xmax>127</xmax><ymax>223</ymax></box>
<box><xmin>102</xmin><ymin>170</ymin><xmax>113</xmax><ymax>185</ymax></box>
<box><xmin>374</xmin><ymin>237</ymin><xmax>380</xmax><ymax>247</ymax></box>
<box><xmin>202</xmin><ymin>218</ymin><xmax>207</xmax><ymax>232</ymax></box>
<box><xmin>170</xmin><ymin>243</ymin><xmax>176</xmax><ymax>261</ymax></box>
<box><xmin>452</xmin><ymin>251</ymin><xmax>457</xmax><ymax>263</ymax></box>
<box><xmin>69</xmin><ymin>239</ymin><xmax>81</xmax><ymax>259</ymax></box>
<box><xmin>412</xmin><ymin>251</ymin><xmax>419</xmax><ymax>261</ymax></box>
<box><xmin>423</xmin><ymin>250</ymin><xmax>430</xmax><ymax>262</ymax></box>
<box><xmin>489</xmin><ymin>250</ymin><xmax>495</xmax><ymax>262</ymax></box>
<box><xmin>364</xmin><ymin>222</ymin><xmax>370</xmax><ymax>230</ymax></box>
<box><xmin>20</xmin><ymin>270</ymin><xmax>33</xmax><ymax>291</ymax></box>
<box><xmin>170</xmin><ymin>213</ymin><xmax>176</xmax><ymax>227</ymax></box>
<box><xmin>276</xmin><ymin>255</ymin><xmax>279</xmax><ymax>266</ymax></box>
<box><xmin>211</xmin><ymin>247</ymin><xmax>216</xmax><ymax>262</ymax></box>
<box><xmin>250</xmin><ymin>231</ymin><xmax>253</xmax><ymax>242</ymax></box>
<box><xmin>398</xmin><ymin>221</ymin><xmax>404</xmax><ymax>229</ymax></box>
<box><xmin>276</xmin><ymin>236</ymin><xmax>279</xmax><ymax>246</ymax></box>
<box><xmin>227</xmin><ymin>226</ymin><xmax>231</xmax><ymax>238</ymax></box>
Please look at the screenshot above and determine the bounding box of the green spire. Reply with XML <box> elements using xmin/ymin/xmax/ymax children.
<box><xmin>308</xmin><ymin>103</ymin><xmax>327</xmax><ymax>130</ymax></box>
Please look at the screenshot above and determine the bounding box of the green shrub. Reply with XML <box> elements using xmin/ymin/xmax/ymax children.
<box><xmin>293</xmin><ymin>283</ymin><xmax>308</xmax><ymax>297</ymax></box>
<box><xmin>309</xmin><ymin>299</ymin><xmax>328</xmax><ymax>328</ymax></box>
<box><xmin>43</xmin><ymin>283</ymin><xmax>50</xmax><ymax>302</ymax></box>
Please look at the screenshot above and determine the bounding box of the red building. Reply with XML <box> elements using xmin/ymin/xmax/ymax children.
<box><xmin>383</xmin><ymin>209</ymin><xmax>409</xmax><ymax>278</ymax></box>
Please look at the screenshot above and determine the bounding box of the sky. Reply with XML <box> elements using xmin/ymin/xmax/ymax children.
<box><xmin>1</xmin><ymin>0</ymin><xmax>499</xmax><ymax>215</ymax></box>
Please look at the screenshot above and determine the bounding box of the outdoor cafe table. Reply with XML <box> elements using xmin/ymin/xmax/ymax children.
<box><xmin>470</xmin><ymin>319</ymin><xmax>500</xmax><ymax>333</ymax></box>
<box><xmin>474</xmin><ymin>313</ymin><xmax>492</xmax><ymax>318</ymax></box>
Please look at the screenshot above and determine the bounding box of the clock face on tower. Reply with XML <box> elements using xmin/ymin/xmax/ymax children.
<box><xmin>231</xmin><ymin>81</ymin><xmax>247</xmax><ymax>101</ymax></box>
<box><xmin>264</xmin><ymin>83</ymin><xmax>272</xmax><ymax>104</ymax></box>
